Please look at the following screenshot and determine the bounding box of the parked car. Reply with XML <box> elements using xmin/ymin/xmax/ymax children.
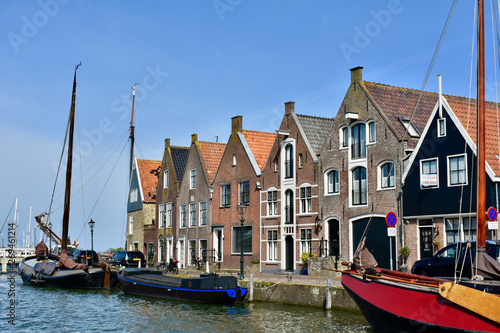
<box><xmin>72</xmin><ymin>249</ymin><xmax>99</xmax><ymax>264</ymax></box>
<box><xmin>108</xmin><ymin>250</ymin><xmax>146</xmax><ymax>268</ymax></box>
<box><xmin>411</xmin><ymin>240</ymin><xmax>500</xmax><ymax>278</ymax></box>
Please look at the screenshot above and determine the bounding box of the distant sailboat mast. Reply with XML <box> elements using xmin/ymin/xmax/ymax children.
<box><xmin>129</xmin><ymin>84</ymin><xmax>136</xmax><ymax>181</ymax></box>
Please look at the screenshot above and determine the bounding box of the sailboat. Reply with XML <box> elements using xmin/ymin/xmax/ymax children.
<box><xmin>340</xmin><ymin>1</ymin><xmax>500</xmax><ymax>332</ymax></box>
<box><xmin>18</xmin><ymin>64</ymin><xmax>106</xmax><ymax>289</ymax></box>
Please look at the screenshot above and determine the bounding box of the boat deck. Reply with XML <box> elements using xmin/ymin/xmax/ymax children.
<box><xmin>124</xmin><ymin>273</ymin><xmax>183</xmax><ymax>288</ymax></box>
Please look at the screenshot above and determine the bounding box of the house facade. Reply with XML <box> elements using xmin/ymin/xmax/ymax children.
<box><xmin>126</xmin><ymin>158</ymin><xmax>161</xmax><ymax>264</ymax></box>
<box><xmin>211</xmin><ymin>116</ymin><xmax>275</xmax><ymax>273</ymax></box>
<box><xmin>318</xmin><ymin>67</ymin><xmax>431</xmax><ymax>270</ymax></box>
<box><xmin>176</xmin><ymin>134</ymin><xmax>226</xmax><ymax>270</ymax></box>
<box><xmin>260</xmin><ymin>101</ymin><xmax>334</xmax><ymax>273</ymax></box>
<box><xmin>155</xmin><ymin>139</ymin><xmax>189</xmax><ymax>267</ymax></box>
<box><xmin>402</xmin><ymin>90</ymin><xmax>500</xmax><ymax>268</ymax></box>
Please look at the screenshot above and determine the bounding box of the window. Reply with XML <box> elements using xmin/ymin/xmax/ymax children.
<box><xmin>200</xmin><ymin>201</ymin><xmax>207</xmax><ymax>226</ymax></box>
<box><xmin>368</xmin><ymin>121</ymin><xmax>376</xmax><ymax>143</ymax></box>
<box><xmin>130</xmin><ymin>188</ymin><xmax>138</xmax><ymax>203</ymax></box>
<box><xmin>380</xmin><ymin>162</ymin><xmax>395</xmax><ymax>189</ymax></box>
<box><xmin>298</xmin><ymin>153</ymin><xmax>303</xmax><ymax>168</ymax></box>
<box><xmin>438</xmin><ymin>118</ymin><xmax>446</xmax><ymax>137</ymax></box>
<box><xmin>239</xmin><ymin>181</ymin><xmax>250</xmax><ymax>205</ymax></box>
<box><xmin>221</xmin><ymin>184</ymin><xmax>231</xmax><ymax>207</ymax></box>
<box><xmin>128</xmin><ymin>215</ymin><xmax>133</xmax><ymax>235</ymax></box>
<box><xmin>189</xmin><ymin>240</ymin><xmax>196</xmax><ymax>265</ymax></box>
<box><xmin>274</xmin><ymin>157</ymin><xmax>279</xmax><ymax>171</ymax></box>
<box><xmin>189</xmin><ymin>203</ymin><xmax>196</xmax><ymax>227</ymax></box>
<box><xmin>163</xmin><ymin>170</ymin><xmax>169</xmax><ymax>188</ymax></box>
<box><xmin>180</xmin><ymin>204</ymin><xmax>187</xmax><ymax>228</ymax></box>
<box><xmin>300</xmin><ymin>186</ymin><xmax>312</xmax><ymax>213</ymax></box>
<box><xmin>352</xmin><ymin>167</ymin><xmax>367</xmax><ymax>205</ymax></box>
<box><xmin>421</xmin><ymin>159</ymin><xmax>438</xmax><ymax>188</ymax></box>
<box><xmin>268</xmin><ymin>230</ymin><xmax>278</xmax><ymax>261</ymax></box>
<box><xmin>341</xmin><ymin>127</ymin><xmax>348</xmax><ymax>148</ymax></box>
<box><xmin>159</xmin><ymin>204</ymin><xmax>165</xmax><ymax>228</ymax></box>
<box><xmin>232</xmin><ymin>154</ymin><xmax>237</xmax><ymax>166</ymax></box>
<box><xmin>232</xmin><ymin>225</ymin><xmax>252</xmax><ymax>254</ymax></box>
<box><xmin>300</xmin><ymin>228</ymin><xmax>312</xmax><ymax>256</ymax></box>
<box><xmin>327</xmin><ymin>170</ymin><xmax>339</xmax><ymax>194</ymax></box>
<box><xmin>400</xmin><ymin>118</ymin><xmax>420</xmax><ymax>138</ymax></box>
<box><xmin>285</xmin><ymin>144</ymin><xmax>294</xmax><ymax>178</ymax></box>
<box><xmin>199</xmin><ymin>239</ymin><xmax>207</xmax><ymax>261</ymax></box>
<box><xmin>166</xmin><ymin>203</ymin><xmax>172</xmax><ymax>228</ymax></box>
<box><xmin>285</xmin><ymin>189</ymin><xmax>294</xmax><ymax>224</ymax></box>
<box><xmin>448</xmin><ymin>155</ymin><xmax>467</xmax><ymax>186</ymax></box>
<box><xmin>267</xmin><ymin>190</ymin><xmax>278</xmax><ymax>216</ymax></box>
<box><xmin>190</xmin><ymin>169</ymin><xmax>196</xmax><ymax>189</ymax></box>
<box><xmin>351</xmin><ymin>123</ymin><xmax>366</xmax><ymax>159</ymax></box>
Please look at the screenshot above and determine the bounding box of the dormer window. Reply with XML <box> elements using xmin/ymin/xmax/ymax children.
<box><xmin>400</xmin><ymin>117</ymin><xmax>420</xmax><ymax>138</ymax></box>
<box><xmin>190</xmin><ymin>169</ymin><xmax>196</xmax><ymax>189</ymax></box>
<box><xmin>163</xmin><ymin>170</ymin><xmax>169</xmax><ymax>188</ymax></box>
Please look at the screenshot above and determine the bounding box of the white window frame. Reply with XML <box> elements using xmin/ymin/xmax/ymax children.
<box><xmin>340</xmin><ymin>126</ymin><xmax>349</xmax><ymax>149</ymax></box>
<box><xmin>368</xmin><ymin>121</ymin><xmax>376</xmax><ymax>144</ymax></box>
<box><xmin>189</xmin><ymin>202</ymin><xmax>196</xmax><ymax>227</ymax></box>
<box><xmin>448</xmin><ymin>154</ymin><xmax>467</xmax><ymax>187</ymax></box>
<box><xmin>239</xmin><ymin>181</ymin><xmax>250</xmax><ymax>205</ymax></box>
<box><xmin>166</xmin><ymin>203</ymin><xmax>172</xmax><ymax>228</ymax></box>
<box><xmin>298</xmin><ymin>153</ymin><xmax>303</xmax><ymax>168</ymax></box>
<box><xmin>200</xmin><ymin>201</ymin><xmax>207</xmax><ymax>226</ymax></box>
<box><xmin>221</xmin><ymin>184</ymin><xmax>231</xmax><ymax>207</ymax></box>
<box><xmin>267</xmin><ymin>229</ymin><xmax>278</xmax><ymax>262</ymax></box>
<box><xmin>378</xmin><ymin>161</ymin><xmax>396</xmax><ymax>190</ymax></box>
<box><xmin>420</xmin><ymin>158</ymin><xmax>439</xmax><ymax>189</ymax></box>
<box><xmin>325</xmin><ymin>169</ymin><xmax>340</xmax><ymax>195</ymax></box>
<box><xmin>128</xmin><ymin>215</ymin><xmax>134</xmax><ymax>235</ymax></box>
<box><xmin>299</xmin><ymin>186</ymin><xmax>312</xmax><ymax>214</ymax></box>
<box><xmin>180</xmin><ymin>204</ymin><xmax>187</xmax><ymax>228</ymax></box>
<box><xmin>300</xmin><ymin>228</ymin><xmax>312</xmax><ymax>258</ymax></box>
<box><xmin>437</xmin><ymin>118</ymin><xmax>447</xmax><ymax>137</ymax></box>
<box><xmin>159</xmin><ymin>204</ymin><xmax>165</xmax><ymax>228</ymax></box>
<box><xmin>267</xmin><ymin>190</ymin><xmax>278</xmax><ymax>216</ymax></box>
<box><xmin>400</xmin><ymin>118</ymin><xmax>420</xmax><ymax>138</ymax></box>
<box><xmin>190</xmin><ymin>169</ymin><xmax>196</xmax><ymax>189</ymax></box>
<box><xmin>163</xmin><ymin>170</ymin><xmax>169</xmax><ymax>188</ymax></box>
<box><xmin>232</xmin><ymin>154</ymin><xmax>237</xmax><ymax>166</ymax></box>
<box><xmin>130</xmin><ymin>188</ymin><xmax>138</xmax><ymax>203</ymax></box>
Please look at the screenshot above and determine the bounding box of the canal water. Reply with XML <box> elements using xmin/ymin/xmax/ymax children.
<box><xmin>2</xmin><ymin>274</ymin><xmax>373</xmax><ymax>332</ymax></box>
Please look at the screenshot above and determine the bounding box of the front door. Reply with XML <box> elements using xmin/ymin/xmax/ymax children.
<box><xmin>419</xmin><ymin>223</ymin><xmax>433</xmax><ymax>259</ymax></box>
<box><xmin>214</xmin><ymin>229</ymin><xmax>223</xmax><ymax>263</ymax></box>
<box><xmin>285</xmin><ymin>235</ymin><xmax>294</xmax><ymax>271</ymax></box>
<box><xmin>147</xmin><ymin>242</ymin><xmax>154</xmax><ymax>267</ymax></box>
<box><xmin>328</xmin><ymin>219</ymin><xmax>340</xmax><ymax>256</ymax></box>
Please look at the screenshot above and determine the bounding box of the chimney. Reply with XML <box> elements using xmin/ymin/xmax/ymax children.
<box><xmin>284</xmin><ymin>101</ymin><xmax>295</xmax><ymax>115</ymax></box>
<box><xmin>191</xmin><ymin>133</ymin><xmax>198</xmax><ymax>144</ymax></box>
<box><xmin>350</xmin><ymin>66</ymin><xmax>363</xmax><ymax>84</ymax></box>
<box><xmin>165</xmin><ymin>138</ymin><xmax>170</xmax><ymax>149</ymax></box>
<box><xmin>231</xmin><ymin>116</ymin><xmax>243</xmax><ymax>135</ymax></box>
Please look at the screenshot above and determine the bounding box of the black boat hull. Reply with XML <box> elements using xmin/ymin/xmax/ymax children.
<box><xmin>117</xmin><ymin>268</ymin><xmax>247</xmax><ymax>304</ymax></box>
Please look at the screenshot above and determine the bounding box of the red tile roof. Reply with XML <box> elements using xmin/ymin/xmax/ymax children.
<box><xmin>196</xmin><ymin>141</ymin><xmax>226</xmax><ymax>183</ymax></box>
<box><xmin>137</xmin><ymin>159</ymin><xmax>161</xmax><ymax>202</ymax></box>
<box><xmin>242</xmin><ymin>130</ymin><xmax>276</xmax><ymax>170</ymax></box>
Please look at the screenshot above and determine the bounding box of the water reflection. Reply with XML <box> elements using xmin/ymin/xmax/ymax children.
<box><xmin>4</xmin><ymin>274</ymin><xmax>371</xmax><ymax>332</ymax></box>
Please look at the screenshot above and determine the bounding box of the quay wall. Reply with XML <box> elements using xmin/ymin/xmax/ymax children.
<box><xmin>238</xmin><ymin>279</ymin><xmax>358</xmax><ymax>311</ymax></box>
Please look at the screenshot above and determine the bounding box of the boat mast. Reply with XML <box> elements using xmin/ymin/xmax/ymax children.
<box><xmin>129</xmin><ymin>84</ymin><xmax>136</xmax><ymax>181</ymax></box>
<box><xmin>477</xmin><ymin>0</ymin><xmax>486</xmax><ymax>248</ymax></box>
<box><xmin>61</xmin><ymin>63</ymin><xmax>81</xmax><ymax>255</ymax></box>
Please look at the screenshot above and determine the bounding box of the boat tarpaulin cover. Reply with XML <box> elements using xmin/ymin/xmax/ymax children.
<box><xmin>352</xmin><ymin>237</ymin><xmax>378</xmax><ymax>273</ymax></box>
<box><xmin>473</xmin><ymin>247</ymin><xmax>500</xmax><ymax>280</ymax></box>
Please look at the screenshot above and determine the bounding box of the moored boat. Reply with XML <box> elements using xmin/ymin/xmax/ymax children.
<box><xmin>117</xmin><ymin>268</ymin><xmax>247</xmax><ymax>304</ymax></box>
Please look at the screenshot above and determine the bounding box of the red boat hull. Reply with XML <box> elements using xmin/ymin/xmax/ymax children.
<box><xmin>341</xmin><ymin>272</ymin><xmax>500</xmax><ymax>332</ymax></box>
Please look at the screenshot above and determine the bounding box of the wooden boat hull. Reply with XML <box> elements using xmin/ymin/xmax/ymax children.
<box><xmin>117</xmin><ymin>268</ymin><xmax>247</xmax><ymax>304</ymax></box>
<box><xmin>341</xmin><ymin>271</ymin><xmax>500</xmax><ymax>333</ymax></box>
<box><xmin>18</xmin><ymin>257</ymin><xmax>105</xmax><ymax>289</ymax></box>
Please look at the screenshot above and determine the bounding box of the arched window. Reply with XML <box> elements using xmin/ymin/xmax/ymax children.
<box><xmin>380</xmin><ymin>162</ymin><xmax>395</xmax><ymax>189</ymax></box>
<box><xmin>285</xmin><ymin>144</ymin><xmax>294</xmax><ymax>178</ymax></box>
<box><xmin>326</xmin><ymin>170</ymin><xmax>340</xmax><ymax>194</ymax></box>
<box><xmin>351</xmin><ymin>123</ymin><xmax>366</xmax><ymax>159</ymax></box>
<box><xmin>352</xmin><ymin>167</ymin><xmax>367</xmax><ymax>205</ymax></box>
<box><xmin>285</xmin><ymin>189</ymin><xmax>294</xmax><ymax>224</ymax></box>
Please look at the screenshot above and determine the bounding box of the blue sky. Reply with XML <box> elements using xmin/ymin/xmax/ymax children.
<box><xmin>0</xmin><ymin>1</ymin><xmax>492</xmax><ymax>251</ymax></box>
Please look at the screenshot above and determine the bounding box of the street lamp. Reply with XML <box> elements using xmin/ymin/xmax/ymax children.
<box><xmin>237</xmin><ymin>205</ymin><xmax>247</xmax><ymax>280</ymax></box>
<box><xmin>88</xmin><ymin>219</ymin><xmax>95</xmax><ymax>266</ymax></box>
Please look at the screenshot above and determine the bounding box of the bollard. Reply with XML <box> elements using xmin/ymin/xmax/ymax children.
<box><xmin>325</xmin><ymin>278</ymin><xmax>332</xmax><ymax>310</ymax></box>
<box><xmin>287</xmin><ymin>272</ymin><xmax>292</xmax><ymax>283</ymax></box>
<box><xmin>249</xmin><ymin>272</ymin><xmax>254</xmax><ymax>302</ymax></box>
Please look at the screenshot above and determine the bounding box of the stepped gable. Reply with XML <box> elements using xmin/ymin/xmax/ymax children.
<box><xmin>296</xmin><ymin>113</ymin><xmax>334</xmax><ymax>156</ymax></box>
<box><xmin>445</xmin><ymin>95</ymin><xmax>500</xmax><ymax>176</ymax></box>
<box><xmin>197</xmin><ymin>141</ymin><xmax>226</xmax><ymax>183</ymax></box>
<box><xmin>242</xmin><ymin>130</ymin><xmax>276</xmax><ymax>170</ymax></box>
<box><xmin>170</xmin><ymin>146</ymin><xmax>189</xmax><ymax>181</ymax></box>
<box><xmin>137</xmin><ymin>159</ymin><xmax>161</xmax><ymax>202</ymax></box>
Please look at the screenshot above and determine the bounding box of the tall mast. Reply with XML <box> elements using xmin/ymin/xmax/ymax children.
<box><xmin>61</xmin><ymin>63</ymin><xmax>80</xmax><ymax>255</ymax></box>
<box><xmin>477</xmin><ymin>0</ymin><xmax>486</xmax><ymax>248</ymax></box>
<box><xmin>129</xmin><ymin>84</ymin><xmax>136</xmax><ymax>181</ymax></box>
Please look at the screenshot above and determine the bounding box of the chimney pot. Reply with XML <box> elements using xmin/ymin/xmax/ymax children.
<box><xmin>284</xmin><ymin>101</ymin><xmax>295</xmax><ymax>114</ymax></box>
<box><xmin>350</xmin><ymin>66</ymin><xmax>364</xmax><ymax>84</ymax></box>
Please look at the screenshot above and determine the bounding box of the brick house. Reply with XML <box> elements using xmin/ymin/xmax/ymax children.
<box><xmin>260</xmin><ymin>101</ymin><xmax>334</xmax><ymax>273</ymax></box>
<box><xmin>126</xmin><ymin>158</ymin><xmax>161</xmax><ymax>264</ymax></box>
<box><xmin>176</xmin><ymin>134</ymin><xmax>226</xmax><ymax>270</ymax></box>
<box><xmin>155</xmin><ymin>139</ymin><xmax>189</xmax><ymax>266</ymax></box>
<box><xmin>211</xmin><ymin>116</ymin><xmax>275</xmax><ymax>273</ymax></box>
<box><xmin>402</xmin><ymin>87</ymin><xmax>500</xmax><ymax>269</ymax></box>
<box><xmin>318</xmin><ymin>66</ymin><xmax>431</xmax><ymax>270</ymax></box>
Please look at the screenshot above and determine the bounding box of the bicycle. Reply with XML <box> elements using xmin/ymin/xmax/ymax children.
<box><xmin>167</xmin><ymin>258</ymin><xmax>179</xmax><ymax>274</ymax></box>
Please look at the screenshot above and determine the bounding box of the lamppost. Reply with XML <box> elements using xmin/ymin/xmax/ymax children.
<box><xmin>237</xmin><ymin>205</ymin><xmax>247</xmax><ymax>280</ymax></box>
<box><xmin>88</xmin><ymin>219</ymin><xmax>95</xmax><ymax>266</ymax></box>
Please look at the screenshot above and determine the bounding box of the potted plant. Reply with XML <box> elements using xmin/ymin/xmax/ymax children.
<box><xmin>398</xmin><ymin>245</ymin><xmax>411</xmax><ymax>272</ymax></box>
